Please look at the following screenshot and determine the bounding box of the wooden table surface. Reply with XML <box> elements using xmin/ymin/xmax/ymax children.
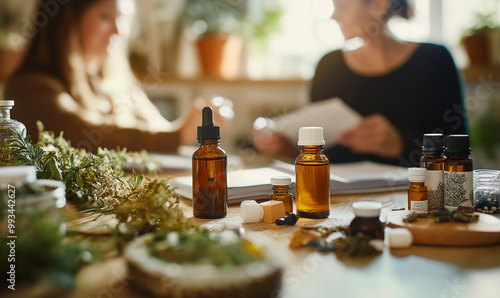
<box><xmin>10</xmin><ymin>177</ymin><xmax>500</xmax><ymax>298</ymax></box>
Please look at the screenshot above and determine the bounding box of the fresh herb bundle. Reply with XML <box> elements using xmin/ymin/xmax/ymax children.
<box><xmin>3</xmin><ymin>122</ymin><xmax>197</xmax><ymax>235</ymax></box>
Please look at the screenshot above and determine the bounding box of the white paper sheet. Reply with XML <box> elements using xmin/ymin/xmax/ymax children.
<box><xmin>272</xmin><ymin>98</ymin><xmax>362</xmax><ymax>148</ymax></box>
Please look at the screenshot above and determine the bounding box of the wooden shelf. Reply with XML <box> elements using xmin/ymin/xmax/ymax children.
<box><xmin>462</xmin><ymin>65</ymin><xmax>500</xmax><ymax>83</ymax></box>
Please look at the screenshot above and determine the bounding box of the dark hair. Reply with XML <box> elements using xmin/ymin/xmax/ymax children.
<box><xmin>363</xmin><ymin>0</ymin><xmax>412</xmax><ymax>20</ymax></box>
<box><xmin>387</xmin><ymin>0</ymin><xmax>410</xmax><ymax>20</ymax></box>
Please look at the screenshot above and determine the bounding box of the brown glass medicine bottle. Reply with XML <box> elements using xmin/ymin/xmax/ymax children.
<box><xmin>420</xmin><ymin>133</ymin><xmax>445</xmax><ymax>210</ymax></box>
<box><xmin>295</xmin><ymin>127</ymin><xmax>330</xmax><ymax>219</ymax></box>
<box><xmin>269</xmin><ymin>177</ymin><xmax>293</xmax><ymax>214</ymax></box>
<box><xmin>349</xmin><ymin>201</ymin><xmax>384</xmax><ymax>240</ymax></box>
<box><xmin>444</xmin><ymin>134</ymin><xmax>473</xmax><ymax>209</ymax></box>
<box><xmin>408</xmin><ymin>167</ymin><xmax>428</xmax><ymax>211</ymax></box>
<box><xmin>192</xmin><ymin>107</ymin><xmax>227</xmax><ymax>218</ymax></box>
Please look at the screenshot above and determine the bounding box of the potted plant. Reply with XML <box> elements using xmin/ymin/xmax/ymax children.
<box><xmin>462</xmin><ymin>12</ymin><xmax>500</xmax><ymax>66</ymax></box>
<box><xmin>185</xmin><ymin>0</ymin><xmax>244</xmax><ymax>79</ymax></box>
<box><xmin>471</xmin><ymin>99</ymin><xmax>500</xmax><ymax>169</ymax></box>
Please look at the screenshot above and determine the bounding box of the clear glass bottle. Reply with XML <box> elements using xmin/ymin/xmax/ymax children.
<box><xmin>0</xmin><ymin>99</ymin><xmax>27</xmax><ymax>148</ymax></box>
<box><xmin>473</xmin><ymin>169</ymin><xmax>500</xmax><ymax>214</ymax></box>
<box><xmin>420</xmin><ymin>133</ymin><xmax>445</xmax><ymax>210</ymax></box>
<box><xmin>349</xmin><ymin>201</ymin><xmax>384</xmax><ymax>240</ymax></box>
<box><xmin>192</xmin><ymin>107</ymin><xmax>227</xmax><ymax>219</ymax></box>
<box><xmin>269</xmin><ymin>177</ymin><xmax>293</xmax><ymax>214</ymax></box>
<box><xmin>295</xmin><ymin>127</ymin><xmax>330</xmax><ymax>219</ymax></box>
<box><xmin>408</xmin><ymin>167</ymin><xmax>428</xmax><ymax>211</ymax></box>
<box><xmin>444</xmin><ymin>135</ymin><xmax>473</xmax><ymax>210</ymax></box>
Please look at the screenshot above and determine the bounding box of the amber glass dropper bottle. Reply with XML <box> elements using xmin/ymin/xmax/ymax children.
<box><xmin>192</xmin><ymin>107</ymin><xmax>227</xmax><ymax>218</ymax></box>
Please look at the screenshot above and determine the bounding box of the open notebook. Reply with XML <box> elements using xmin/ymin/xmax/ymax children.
<box><xmin>171</xmin><ymin>160</ymin><xmax>409</xmax><ymax>203</ymax></box>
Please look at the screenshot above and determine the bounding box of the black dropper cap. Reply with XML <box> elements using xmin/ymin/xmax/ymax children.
<box><xmin>445</xmin><ymin>134</ymin><xmax>470</xmax><ymax>156</ymax></box>
<box><xmin>197</xmin><ymin>106</ymin><xmax>220</xmax><ymax>143</ymax></box>
<box><xmin>422</xmin><ymin>133</ymin><xmax>444</xmax><ymax>154</ymax></box>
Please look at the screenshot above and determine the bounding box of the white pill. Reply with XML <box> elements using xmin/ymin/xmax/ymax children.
<box><xmin>389</xmin><ymin>228</ymin><xmax>413</xmax><ymax>249</ymax></box>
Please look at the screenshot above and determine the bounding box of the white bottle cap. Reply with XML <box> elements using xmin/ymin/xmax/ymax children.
<box><xmin>298</xmin><ymin>127</ymin><xmax>325</xmax><ymax>146</ymax></box>
<box><xmin>389</xmin><ymin>228</ymin><xmax>413</xmax><ymax>249</ymax></box>
<box><xmin>408</xmin><ymin>167</ymin><xmax>426</xmax><ymax>183</ymax></box>
<box><xmin>352</xmin><ymin>201</ymin><xmax>382</xmax><ymax>217</ymax></box>
<box><xmin>0</xmin><ymin>100</ymin><xmax>14</xmax><ymax>107</ymax></box>
<box><xmin>0</xmin><ymin>166</ymin><xmax>37</xmax><ymax>188</ymax></box>
<box><xmin>271</xmin><ymin>176</ymin><xmax>291</xmax><ymax>186</ymax></box>
<box><xmin>240</xmin><ymin>200</ymin><xmax>264</xmax><ymax>223</ymax></box>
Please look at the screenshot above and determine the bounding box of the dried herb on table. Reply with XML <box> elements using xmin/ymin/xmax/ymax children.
<box><xmin>5</xmin><ymin>122</ymin><xmax>198</xmax><ymax>235</ymax></box>
<box><xmin>403</xmin><ymin>208</ymin><xmax>479</xmax><ymax>224</ymax></box>
<box><xmin>290</xmin><ymin>226</ymin><xmax>382</xmax><ymax>257</ymax></box>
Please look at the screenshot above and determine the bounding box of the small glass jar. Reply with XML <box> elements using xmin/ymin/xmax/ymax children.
<box><xmin>0</xmin><ymin>99</ymin><xmax>27</xmax><ymax>147</ymax></box>
<box><xmin>473</xmin><ymin>169</ymin><xmax>500</xmax><ymax>214</ymax></box>
<box><xmin>0</xmin><ymin>166</ymin><xmax>66</xmax><ymax>235</ymax></box>
<box><xmin>349</xmin><ymin>201</ymin><xmax>385</xmax><ymax>240</ymax></box>
<box><xmin>269</xmin><ymin>177</ymin><xmax>293</xmax><ymax>214</ymax></box>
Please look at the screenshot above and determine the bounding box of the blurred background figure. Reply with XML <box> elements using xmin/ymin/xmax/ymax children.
<box><xmin>5</xmin><ymin>0</ymin><xmax>231</xmax><ymax>152</ymax></box>
<box><xmin>254</xmin><ymin>0</ymin><xmax>467</xmax><ymax>167</ymax></box>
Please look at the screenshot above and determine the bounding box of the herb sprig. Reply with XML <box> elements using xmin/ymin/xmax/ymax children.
<box><xmin>4</xmin><ymin>122</ymin><xmax>197</xmax><ymax>234</ymax></box>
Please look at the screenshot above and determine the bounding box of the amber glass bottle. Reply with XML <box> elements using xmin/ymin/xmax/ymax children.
<box><xmin>192</xmin><ymin>107</ymin><xmax>227</xmax><ymax>218</ymax></box>
<box><xmin>444</xmin><ymin>135</ymin><xmax>473</xmax><ymax>209</ymax></box>
<box><xmin>408</xmin><ymin>167</ymin><xmax>428</xmax><ymax>211</ymax></box>
<box><xmin>295</xmin><ymin>127</ymin><xmax>330</xmax><ymax>219</ymax></box>
<box><xmin>269</xmin><ymin>177</ymin><xmax>293</xmax><ymax>214</ymax></box>
<box><xmin>349</xmin><ymin>201</ymin><xmax>384</xmax><ymax>240</ymax></box>
<box><xmin>420</xmin><ymin>133</ymin><xmax>445</xmax><ymax>210</ymax></box>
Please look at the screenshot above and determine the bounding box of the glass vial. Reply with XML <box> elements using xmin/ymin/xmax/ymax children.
<box><xmin>0</xmin><ymin>99</ymin><xmax>27</xmax><ymax>147</ymax></box>
<box><xmin>349</xmin><ymin>201</ymin><xmax>384</xmax><ymax>240</ymax></box>
<box><xmin>192</xmin><ymin>107</ymin><xmax>227</xmax><ymax>219</ymax></box>
<box><xmin>408</xmin><ymin>167</ymin><xmax>428</xmax><ymax>211</ymax></box>
<box><xmin>420</xmin><ymin>133</ymin><xmax>445</xmax><ymax>210</ymax></box>
<box><xmin>269</xmin><ymin>177</ymin><xmax>293</xmax><ymax>214</ymax></box>
<box><xmin>295</xmin><ymin>127</ymin><xmax>330</xmax><ymax>219</ymax></box>
<box><xmin>444</xmin><ymin>135</ymin><xmax>473</xmax><ymax>210</ymax></box>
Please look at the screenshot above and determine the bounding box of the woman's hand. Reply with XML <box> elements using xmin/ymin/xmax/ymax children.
<box><xmin>180</xmin><ymin>97</ymin><xmax>234</xmax><ymax>146</ymax></box>
<box><xmin>253</xmin><ymin>130</ymin><xmax>290</xmax><ymax>155</ymax></box>
<box><xmin>339</xmin><ymin>114</ymin><xmax>403</xmax><ymax>158</ymax></box>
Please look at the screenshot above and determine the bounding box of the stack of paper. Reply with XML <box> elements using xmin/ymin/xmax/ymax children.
<box><xmin>172</xmin><ymin>167</ymin><xmax>295</xmax><ymax>203</ymax></box>
<box><xmin>273</xmin><ymin>160</ymin><xmax>409</xmax><ymax>194</ymax></box>
<box><xmin>171</xmin><ymin>160</ymin><xmax>409</xmax><ymax>203</ymax></box>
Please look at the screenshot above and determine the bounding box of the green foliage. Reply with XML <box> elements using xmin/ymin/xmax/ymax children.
<box><xmin>0</xmin><ymin>207</ymin><xmax>86</xmax><ymax>288</ymax></box>
<box><xmin>6</xmin><ymin>122</ymin><xmax>197</xmax><ymax>235</ymax></box>
<box><xmin>185</xmin><ymin>0</ymin><xmax>242</xmax><ymax>36</ymax></box>
<box><xmin>148</xmin><ymin>231</ymin><xmax>264</xmax><ymax>267</ymax></box>
<box><xmin>471</xmin><ymin>108</ymin><xmax>500</xmax><ymax>160</ymax></box>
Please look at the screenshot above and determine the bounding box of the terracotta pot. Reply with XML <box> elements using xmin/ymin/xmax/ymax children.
<box><xmin>0</xmin><ymin>47</ymin><xmax>25</xmax><ymax>82</ymax></box>
<box><xmin>463</xmin><ymin>34</ymin><xmax>489</xmax><ymax>66</ymax></box>
<box><xmin>196</xmin><ymin>34</ymin><xmax>243</xmax><ymax>80</ymax></box>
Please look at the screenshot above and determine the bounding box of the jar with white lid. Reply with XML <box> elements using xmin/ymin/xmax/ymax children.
<box><xmin>349</xmin><ymin>201</ymin><xmax>385</xmax><ymax>240</ymax></box>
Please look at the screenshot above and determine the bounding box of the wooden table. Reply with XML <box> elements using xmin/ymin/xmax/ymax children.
<box><xmin>8</xmin><ymin>173</ymin><xmax>500</xmax><ymax>298</ymax></box>
<box><xmin>55</xmin><ymin>188</ymin><xmax>500</xmax><ymax>298</ymax></box>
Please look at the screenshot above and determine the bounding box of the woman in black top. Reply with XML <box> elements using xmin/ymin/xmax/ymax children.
<box><xmin>254</xmin><ymin>0</ymin><xmax>467</xmax><ymax>166</ymax></box>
